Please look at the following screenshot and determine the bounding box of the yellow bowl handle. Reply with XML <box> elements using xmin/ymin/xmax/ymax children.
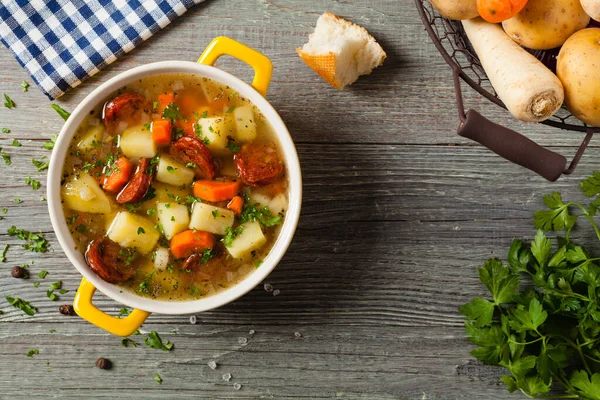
<box><xmin>73</xmin><ymin>277</ymin><xmax>150</xmax><ymax>337</ymax></box>
<box><xmin>198</xmin><ymin>36</ymin><xmax>273</xmax><ymax>97</ymax></box>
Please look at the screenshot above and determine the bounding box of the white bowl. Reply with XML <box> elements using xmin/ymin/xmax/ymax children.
<box><xmin>47</xmin><ymin>43</ymin><xmax>301</xmax><ymax>330</ymax></box>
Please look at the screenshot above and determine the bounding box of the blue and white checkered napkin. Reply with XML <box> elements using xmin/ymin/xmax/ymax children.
<box><xmin>0</xmin><ymin>0</ymin><xmax>205</xmax><ymax>100</ymax></box>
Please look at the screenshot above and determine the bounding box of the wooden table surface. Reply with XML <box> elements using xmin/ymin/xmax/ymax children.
<box><xmin>1</xmin><ymin>1</ymin><xmax>598</xmax><ymax>398</ymax></box>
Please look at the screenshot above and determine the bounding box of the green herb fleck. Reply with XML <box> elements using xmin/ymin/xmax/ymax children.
<box><xmin>222</xmin><ymin>226</ymin><xmax>244</xmax><ymax>248</ymax></box>
<box><xmin>1</xmin><ymin>149</ymin><xmax>11</xmax><ymax>165</ymax></box>
<box><xmin>13</xmin><ymin>198</ymin><xmax>22</xmax><ymax>204</ymax></box>
<box><xmin>46</xmin><ymin>289</ymin><xmax>57</xmax><ymax>301</ymax></box>
<box><xmin>0</xmin><ymin>244</ymin><xmax>9</xmax><ymax>262</ymax></box>
<box><xmin>166</xmin><ymin>166</ymin><xmax>175</xmax><ymax>174</ymax></box>
<box><xmin>121</xmin><ymin>338</ymin><xmax>138</xmax><ymax>347</ymax></box>
<box><xmin>75</xmin><ymin>224</ymin><xmax>88</xmax><ymax>233</ymax></box>
<box><xmin>2</xmin><ymin>128</ymin><xmax>10</xmax><ymax>133</ymax></box>
<box><xmin>226</xmin><ymin>105</ymin><xmax>236</xmax><ymax>114</ymax></box>
<box><xmin>11</xmin><ymin>139</ymin><xmax>21</xmax><ymax>147</ymax></box>
<box><xmin>162</xmin><ymin>102</ymin><xmax>183</xmax><ymax>122</ymax></box>
<box><xmin>5</xmin><ymin>296</ymin><xmax>36</xmax><ymax>316</ymax></box>
<box><xmin>32</xmin><ymin>158</ymin><xmax>49</xmax><ymax>171</ymax></box>
<box><xmin>144</xmin><ymin>331</ymin><xmax>174</xmax><ymax>351</ymax></box>
<box><xmin>25</xmin><ymin>177</ymin><xmax>40</xmax><ymax>190</ymax></box>
<box><xmin>50</xmin><ymin>281</ymin><xmax>62</xmax><ymax>290</ymax></box>
<box><xmin>4</xmin><ymin>94</ymin><xmax>15</xmax><ymax>109</ymax></box>
<box><xmin>50</xmin><ymin>104</ymin><xmax>70</xmax><ymax>121</ymax></box>
<box><xmin>26</xmin><ymin>349</ymin><xmax>38</xmax><ymax>357</ymax></box>
<box><xmin>38</xmin><ymin>270</ymin><xmax>48</xmax><ymax>279</ymax></box>
<box><xmin>137</xmin><ymin>227</ymin><xmax>146</xmax><ymax>235</ymax></box>
<box><xmin>21</xmin><ymin>81</ymin><xmax>29</xmax><ymax>92</ymax></box>
<box><xmin>154</xmin><ymin>373</ymin><xmax>162</xmax><ymax>384</ymax></box>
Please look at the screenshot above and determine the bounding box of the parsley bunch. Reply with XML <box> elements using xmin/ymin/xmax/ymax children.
<box><xmin>460</xmin><ymin>172</ymin><xmax>600</xmax><ymax>399</ymax></box>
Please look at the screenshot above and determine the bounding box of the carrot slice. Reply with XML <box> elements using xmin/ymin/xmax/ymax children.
<box><xmin>193</xmin><ymin>180</ymin><xmax>242</xmax><ymax>202</ymax></box>
<box><xmin>151</xmin><ymin>119</ymin><xmax>173</xmax><ymax>145</ymax></box>
<box><xmin>178</xmin><ymin>93</ymin><xmax>206</xmax><ymax>117</ymax></box>
<box><xmin>227</xmin><ymin>196</ymin><xmax>244</xmax><ymax>215</ymax></box>
<box><xmin>170</xmin><ymin>230</ymin><xmax>215</xmax><ymax>259</ymax></box>
<box><xmin>157</xmin><ymin>92</ymin><xmax>176</xmax><ymax>114</ymax></box>
<box><xmin>102</xmin><ymin>157</ymin><xmax>133</xmax><ymax>193</ymax></box>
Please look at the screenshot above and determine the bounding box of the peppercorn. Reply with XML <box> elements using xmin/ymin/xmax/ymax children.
<box><xmin>58</xmin><ymin>304</ymin><xmax>75</xmax><ymax>316</ymax></box>
<box><xmin>11</xmin><ymin>266</ymin><xmax>28</xmax><ymax>279</ymax></box>
<box><xmin>95</xmin><ymin>357</ymin><xmax>111</xmax><ymax>370</ymax></box>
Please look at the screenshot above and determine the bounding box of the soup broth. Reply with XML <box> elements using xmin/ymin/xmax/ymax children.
<box><xmin>60</xmin><ymin>74</ymin><xmax>288</xmax><ymax>301</ymax></box>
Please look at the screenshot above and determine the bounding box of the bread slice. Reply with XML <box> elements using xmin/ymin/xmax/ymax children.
<box><xmin>297</xmin><ymin>12</ymin><xmax>386</xmax><ymax>90</ymax></box>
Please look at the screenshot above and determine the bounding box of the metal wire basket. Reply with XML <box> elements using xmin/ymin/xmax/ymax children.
<box><xmin>415</xmin><ymin>0</ymin><xmax>598</xmax><ymax>181</ymax></box>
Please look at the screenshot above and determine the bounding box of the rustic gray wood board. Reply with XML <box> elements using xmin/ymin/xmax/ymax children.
<box><xmin>0</xmin><ymin>0</ymin><xmax>596</xmax><ymax>398</ymax></box>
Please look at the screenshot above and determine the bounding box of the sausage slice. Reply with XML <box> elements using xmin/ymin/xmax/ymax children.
<box><xmin>103</xmin><ymin>92</ymin><xmax>149</xmax><ymax>134</ymax></box>
<box><xmin>170</xmin><ymin>136</ymin><xmax>217</xmax><ymax>180</ymax></box>
<box><xmin>234</xmin><ymin>143</ymin><xmax>284</xmax><ymax>186</ymax></box>
<box><xmin>116</xmin><ymin>158</ymin><xmax>153</xmax><ymax>204</ymax></box>
<box><xmin>85</xmin><ymin>238</ymin><xmax>136</xmax><ymax>283</ymax></box>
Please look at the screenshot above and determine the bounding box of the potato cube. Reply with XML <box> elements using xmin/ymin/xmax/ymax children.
<box><xmin>120</xmin><ymin>125</ymin><xmax>156</xmax><ymax>158</ymax></box>
<box><xmin>107</xmin><ymin>211</ymin><xmax>159</xmax><ymax>254</ymax></box>
<box><xmin>157</xmin><ymin>202</ymin><xmax>189</xmax><ymax>240</ymax></box>
<box><xmin>156</xmin><ymin>156</ymin><xmax>195</xmax><ymax>187</ymax></box>
<box><xmin>189</xmin><ymin>203</ymin><xmax>234</xmax><ymax>236</ymax></box>
<box><xmin>195</xmin><ymin>117</ymin><xmax>229</xmax><ymax>153</ymax></box>
<box><xmin>62</xmin><ymin>173</ymin><xmax>112</xmax><ymax>214</ymax></box>
<box><xmin>153</xmin><ymin>247</ymin><xmax>170</xmax><ymax>270</ymax></box>
<box><xmin>226</xmin><ymin>221</ymin><xmax>266</xmax><ymax>259</ymax></box>
<box><xmin>77</xmin><ymin>125</ymin><xmax>104</xmax><ymax>151</ymax></box>
<box><xmin>233</xmin><ymin>106</ymin><xmax>257</xmax><ymax>142</ymax></box>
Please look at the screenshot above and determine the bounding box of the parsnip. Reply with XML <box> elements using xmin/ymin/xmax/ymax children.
<box><xmin>581</xmin><ymin>0</ymin><xmax>600</xmax><ymax>21</ymax></box>
<box><xmin>461</xmin><ymin>18</ymin><xmax>564</xmax><ymax>122</ymax></box>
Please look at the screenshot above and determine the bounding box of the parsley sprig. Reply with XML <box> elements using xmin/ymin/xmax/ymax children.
<box><xmin>461</xmin><ymin>171</ymin><xmax>600</xmax><ymax>399</ymax></box>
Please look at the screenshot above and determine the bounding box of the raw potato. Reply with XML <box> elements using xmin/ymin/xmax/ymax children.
<box><xmin>156</xmin><ymin>155</ymin><xmax>195</xmax><ymax>187</ymax></box>
<box><xmin>157</xmin><ymin>202</ymin><xmax>190</xmax><ymax>240</ymax></box>
<box><xmin>429</xmin><ymin>0</ymin><xmax>479</xmax><ymax>20</ymax></box>
<box><xmin>107</xmin><ymin>211</ymin><xmax>159</xmax><ymax>255</ymax></box>
<box><xmin>77</xmin><ymin>125</ymin><xmax>104</xmax><ymax>151</ymax></box>
<box><xmin>557</xmin><ymin>28</ymin><xmax>600</xmax><ymax>127</ymax></box>
<box><xmin>120</xmin><ymin>125</ymin><xmax>157</xmax><ymax>158</ymax></box>
<box><xmin>233</xmin><ymin>106</ymin><xmax>257</xmax><ymax>142</ymax></box>
<box><xmin>462</xmin><ymin>18</ymin><xmax>564</xmax><ymax>122</ymax></box>
<box><xmin>189</xmin><ymin>203</ymin><xmax>235</xmax><ymax>236</ymax></box>
<box><xmin>502</xmin><ymin>0</ymin><xmax>590</xmax><ymax>50</ymax></box>
<box><xmin>62</xmin><ymin>173</ymin><xmax>112</xmax><ymax>214</ymax></box>
<box><xmin>581</xmin><ymin>0</ymin><xmax>600</xmax><ymax>21</ymax></box>
<box><xmin>226</xmin><ymin>221</ymin><xmax>267</xmax><ymax>259</ymax></box>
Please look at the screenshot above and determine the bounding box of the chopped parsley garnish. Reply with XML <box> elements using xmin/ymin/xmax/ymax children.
<box><xmin>164</xmin><ymin>203</ymin><xmax>171</xmax><ymax>209</ymax></box>
<box><xmin>68</xmin><ymin>215</ymin><xmax>78</xmax><ymax>225</ymax></box>
<box><xmin>58</xmin><ymin>289</ymin><xmax>68</xmax><ymax>295</ymax></box>
<box><xmin>90</xmin><ymin>140</ymin><xmax>103</xmax><ymax>148</ymax></box>
<box><xmin>147</xmin><ymin>156</ymin><xmax>160</xmax><ymax>175</ymax></box>
<box><xmin>4</xmin><ymin>94</ymin><xmax>15</xmax><ymax>109</ymax></box>
<box><xmin>21</xmin><ymin>81</ymin><xmax>29</xmax><ymax>92</ymax></box>
<box><xmin>2</xmin><ymin>207</ymin><xmax>7</xmax><ymax>213</ymax></box>
<box><xmin>50</xmin><ymin>104</ymin><xmax>70</xmax><ymax>121</ymax></box>
<box><xmin>152</xmin><ymin>101</ymin><xmax>158</xmax><ymax>111</ymax></box>
<box><xmin>222</xmin><ymin>226</ymin><xmax>244</xmax><ymax>248</ymax></box>
<box><xmin>226</xmin><ymin>139</ymin><xmax>241</xmax><ymax>153</ymax></box>
<box><xmin>189</xmin><ymin>286</ymin><xmax>202</xmax><ymax>296</ymax></box>
<box><xmin>32</xmin><ymin>158</ymin><xmax>49</xmax><ymax>171</ymax></box>
<box><xmin>118</xmin><ymin>248</ymin><xmax>137</xmax><ymax>267</ymax></box>
<box><xmin>26</xmin><ymin>349</ymin><xmax>39</xmax><ymax>357</ymax></box>
<box><xmin>240</xmin><ymin>202</ymin><xmax>282</xmax><ymax>227</ymax></box>
<box><xmin>43</xmin><ymin>134</ymin><xmax>58</xmax><ymax>150</ymax></box>
<box><xmin>162</xmin><ymin>102</ymin><xmax>183</xmax><ymax>122</ymax></box>
<box><xmin>117</xmin><ymin>308</ymin><xmax>131</xmax><ymax>318</ymax></box>
<box><xmin>75</xmin><ymin>224</ymin><xmax>88</xmax><ymax>233</ymax></box>
<box><xmin>144</xmin><ymin>331</ymin><xmax>174</xmax><ymax>351</ymax></box>
<box><xmin>137</xmin><ymin>278</ymin><xmax>151</xmax><ymax>295</ymax></box>
<box><xmin>2</xmin><ymin>128</ymin><xmax>9</xmax><ymax>133</ymax></box>
<box><xmin>185</xmin><ymin>162</ymin><xmax>197</xmax><ymax>169</ymax></box>
<box><xmin>8</xmin><ymin>226</ymin><xmax>50</xmax><ymax>252</ymax></box>
<box><xmin>1</xmin><ymin>149</ymin><xmax>11</xmax><ymax>165</ymax></box>
<box><xmin>38</xmin><ymin>270</ymin><xmax>48</xmax><ymax>279</ymax></box>
<box><xmin>226</xmin><ymin>105</ymin><xmax>236</xmax><ymax>114</ymax></box>
<box><xmin>50</xmin><ymin>281</ymin><xmax>62</xmax><ymax>290</ymax></box>
<box><xmin>211</xmin><ymin>210</ymin><xmax>219</xmax><ymax>218</ymax></box>
<box><xmin>46</xmin><ymin>289</ymin><xmax>58</xmax><ymax>301</ymax></box>
<box><xmin>12</xmin><ymin>198</ymin><xmax>22</xmax><ymax>204</ymax></box>
<box><xmin>82</xmin><ymin>162</ymin><xmax>93</xmax><ymax>173</ymax></box>
<box><xmin>147</xmin><ymin>208</ymin><xmax>157</xmax><ymax>216</ymax></box>
<box><xmin>33</xmin><ymin>282</ymin><xmax>40</xmax><ymax>288</ymax></box>
<box><xmin>137</xmin><ymin>227</ymin><xmax>146</xmax><ymax>235</ymax></box>
<box><xmin>166</xmin><ymin>166</ymin><xmax>175</xmax><ymax>174</ymax></box>
<box><xmin>121</xmin><ymin>338</ymin><xmax>138</xmax><ymax>347</ymax></box>
<box><xmin>201</xmin><ymin>248</ymin><xmax>215</xmax><ymax>264</ymax></box>
<box><xmin>143</xmin><ymin>123</ymin><xmax>151</xmax><ymax>131</ymax></box>
<box><xmin>25</xmin><ymin>177</ymin><xmax>40</xmax><ymax>190</ymax></box>
<box><xmin>5</xmin><ymin>296</ymin><xmax>36</xmax><ymax>315</ymax></box>
<box><xmin>0</xmin><ymin>244</ymin><xmax>9</xmax><ymax>262</ymax></box>
<box><xmin>11</xmin><ymin>139</ymin><xmax>21</xmax><ymax>147</ymax></box>
<box><xmin>254</xmin><ymin>260</ymin><xmax>263</xmax><ymax>268</ymax></box>
<box><xmin>170</xmin><ymin>216</ymin><xmax>175</xmax><ymax>222</ymax></box>
<box><xmin>154</xmin><ymin>373</ymin><xmax>163</xmax><ymax>384</ymax></box>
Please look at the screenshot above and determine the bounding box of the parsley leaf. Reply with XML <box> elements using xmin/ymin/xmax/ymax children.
<box><xmin>458</xmin><ymin>297</ymin><xmax>494</xmax><ymax>328</ymax></box>
<box><xmin>26</xmin><ymin>349</ymin><xmax>39</xmax><ymax>357</ymax></box>
<box><xmin>25</xmin><ymin>177</ymin><xmax>40</xmax><ymax>190</ymax></box>
<box><xmin>43</xmin><ymin>134</ymin><xmax>58</xmax><ymax>150</ymax></box>
<box><xmin>4</xmin><ymin>94</ymin><xmax>15</xmax><ymax>109</ymax></box>
<box><xmin>5</xmin><ymin>296</ymin><xmax>36</xmax><ymax>316</ymax></box>
<box><xmin>8</xmin><ymin>226</ymin><xmax>50</xmax><ymax>253</ymax></box>
<box><xmin>32</xmin><ymin>158</ymin><xmax>49</xmax><ymax>172</ymax></box>
<box><xmin>21</xmin><ymin>81</ymin><xmax>29</xmax><ymax>92</ymax></box>
<box><xmin>144</xmin><ymin>331</ymin><xmax>174</xmax><ymax>351</ymax></box>
<box><xmin>162</xmin><ymin>102</ymin><xmax>183</xmax><ymax>122</ymax></box>
<box><xmin>239</xmin><ymin>202</ymin><xmax>281</xmax><ymax>227</ymax></box>
<box><xmin>154</xmin><ymin>373</ymin><xmax>163</xmax><ymax>384</ymax></box>
<box><xmin>0</xmin><ymin>244</ymin><xmax>9</xmax><ymax>262</ymax></box>
<box><xmin>50</xmin><ymin>104</ymin><xmax>70</xmax><ymax>121</ymax></box>
<box><xmin>570</xmin><ymin>370</ymin><xmax>600</xmax><ymax>399</ymax></box>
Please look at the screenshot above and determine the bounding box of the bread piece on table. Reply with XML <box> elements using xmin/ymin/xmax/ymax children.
<box><xmin>297</xmin><ymin>12</ymin><xmax>386</xmax><ymax>90</ymax></box>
